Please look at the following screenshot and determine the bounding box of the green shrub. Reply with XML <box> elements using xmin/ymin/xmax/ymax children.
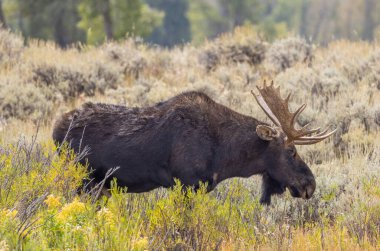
<box><xmin>0</xmin><ymin>82</ymin><xmax>52</xmax><ymax>120</ymax></box>
<box><xmin>199</xmin><ymin>35</ymin><xmax>266</xmax><ymax>71</ymax></box>
<box><xmin>32</xmin><ymin>62</ymin><xmax>120</xmax><ymax>101</ymax></box>
<box><xmin>266</xmin><ymin>37</ymin><xmax>312</xmax><ymax>73</ymax></box>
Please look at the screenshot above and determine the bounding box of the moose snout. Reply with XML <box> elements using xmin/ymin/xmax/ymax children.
<box><xmin>302</xmin><ymin>179</ymin><xmax>316</xmax><ymax>199</ymax></box>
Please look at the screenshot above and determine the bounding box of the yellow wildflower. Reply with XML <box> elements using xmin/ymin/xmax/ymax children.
<box><xmin>0</xmin><ymin>209</ymin><xmax>18</xmax><ymax>218</ymax></box>
<box><xmin>44</xmin><ymin>194</ymin><xmax>62</xmax><ymax>209</ymax></box>
<box><xmin>131</xmin><ymin>237</ymin><xmax>149</xmax><ymax>251</ymax></box>
<box><xmin>97</xmin><ymin>207</ymin><xmax>116</xmax><ymax>227</ymax></box>
<box><xmin>57</xmin><ymin>198</ymin><xmax>86</xmax><ymax>222</ymax></box>
<box><xmin>0</xmin><ymin>240</ymin><xmax>9</xmax><ymax>251</ymax></box>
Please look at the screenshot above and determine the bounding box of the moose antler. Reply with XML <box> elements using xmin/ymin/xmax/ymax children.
<box><xmin>252</xmin><ymin>80</ymin><xmax>336</xmax><ymax>145</ymax></box>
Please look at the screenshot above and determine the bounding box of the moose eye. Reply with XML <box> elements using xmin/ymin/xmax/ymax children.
<box><xmin>288</xmin><ymin>147</ymin><xmax>297</xmax><ymax>157</ymax></box>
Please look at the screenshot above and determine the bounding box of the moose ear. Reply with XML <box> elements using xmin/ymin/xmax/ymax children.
<box><xmin>256</xmin><ymin>125</ymin><xmax>280</xmax><ymax>141</ymax></box>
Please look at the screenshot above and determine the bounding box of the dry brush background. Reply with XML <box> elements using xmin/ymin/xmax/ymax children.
<box><xmin>0</xmin><ymin>26</ymin><xmax>380</xmax><ymax>250</ymax></box>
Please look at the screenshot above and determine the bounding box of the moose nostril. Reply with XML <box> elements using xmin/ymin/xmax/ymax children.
<box><xmin>305</xmin><ymin>185</ymin><xmax>315</xmax><ymax>199</ymax></box>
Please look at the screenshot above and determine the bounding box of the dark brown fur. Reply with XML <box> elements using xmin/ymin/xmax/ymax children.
<box><xmin>53</xmin><ymin>91</ymin><xmax>315</xmax><ymax>204</ymax></box>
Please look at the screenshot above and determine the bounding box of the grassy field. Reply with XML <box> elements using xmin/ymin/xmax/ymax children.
<box><xmin>0</xmin><ymin>26</ymin><xmax>379</xmax><ymax>250</ymax></box>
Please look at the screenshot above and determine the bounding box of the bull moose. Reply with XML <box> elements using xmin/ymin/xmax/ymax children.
<box><xmin>53</xmin><ymin>81</ymin><xmax>335</xmax><ymax>204</ymax></box>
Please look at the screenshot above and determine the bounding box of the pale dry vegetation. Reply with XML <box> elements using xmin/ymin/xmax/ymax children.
<box><xmin>0</xmin><ymin>26</ymin><xmax>379</xmax><ymax>250</ymax></box>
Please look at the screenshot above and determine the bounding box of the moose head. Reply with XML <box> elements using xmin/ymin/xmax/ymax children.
<box><xmin>251</xmin><ymin>81</ymin><xmax>336</xmax><ymax>204</ymax></box>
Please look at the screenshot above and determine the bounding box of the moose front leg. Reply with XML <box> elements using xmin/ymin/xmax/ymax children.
<box><xmin>260</xmin><ymin>173</ymin><xmax>286</xmax><ymax>205</ymax></box>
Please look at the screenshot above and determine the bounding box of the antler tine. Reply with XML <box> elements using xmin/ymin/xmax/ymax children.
<box><xmin>294</xmin><ymin>128</ymin><xmax>337</xmax><ymax>145</ymax></box>
<box><xmin>311</xmin><ymin>127</ymin><xmax>330</xmax><ymax>137</ymax></box>
<box><xmin>296</xmin><ymin>123</ymin><xmax>321</xmax><ymax>138</ymax></box>
<box><xmin>293</xmin><ymin>139</ymin><xmax>322</xmax><ymax>145</ymax></box>
<box><xmin>298</xmin><ymin>127</ymin><xmax>336</xmax><ymax>141</ymax></box>
<box><xmin>291</xmin><ymin>104</ymin><xmax>306</xmax><ymax>126</ymax></box>
<box><xmin>285</xmin><ymin>93</ymin><xmax>291</xmax><ymax>105</ymax></box>
<box><xmin>251</xmin><ymin>89</ymin><xmax>281</xmax><ymax>127</ymax></box>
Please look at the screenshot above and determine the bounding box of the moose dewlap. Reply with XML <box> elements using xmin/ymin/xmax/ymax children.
<box><xmin>53</xmin><ymin>81</ymin><xmax>335</xmax><ymax>205</ymax></box>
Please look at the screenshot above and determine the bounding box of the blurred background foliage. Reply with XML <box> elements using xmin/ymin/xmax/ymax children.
<box><xmin>1</xmin><ymin>0</ymin><xmax>380</xmax><ymax>47</ymax></box>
